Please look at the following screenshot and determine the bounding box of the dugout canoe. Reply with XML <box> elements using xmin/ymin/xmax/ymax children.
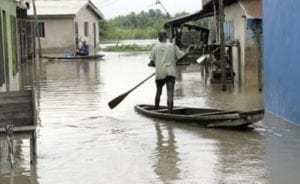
<box><xmin>134</xmin><ymin>104</ymin><xmax>264</xmax><ymax>128</ymax></box>
<box><xmin>42</xmin><ymin>54</ymin><xmax>104</xmax><ymax>60</ymax></box>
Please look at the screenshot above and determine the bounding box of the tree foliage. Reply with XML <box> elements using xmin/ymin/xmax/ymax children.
<box><xmin>100</xmin><ymin>9</ymin><xmax>188</xmax><ymax>40</ymax></box>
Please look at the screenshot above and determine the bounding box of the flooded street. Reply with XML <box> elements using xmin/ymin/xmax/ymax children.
<box><xmin>1</xmin><ymin>51</ymin><xmax>300</xmax><ymax>184</ymax></box>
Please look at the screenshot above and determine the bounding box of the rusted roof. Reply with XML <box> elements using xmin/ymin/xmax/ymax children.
<box><xmin>239</xmin><ymin>0</ymin><xmax>262</xmax><ymax>19</ymax></box>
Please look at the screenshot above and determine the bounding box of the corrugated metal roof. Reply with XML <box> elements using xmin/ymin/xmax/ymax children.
<box><xmin>239</xmin><ymin>0</ymin><xmax>262</xmax><ymax>18</ymax></box>
<box><xmin>28</xmin><ymin>0</ymin><xmax>103</xmax><ymax>18</ymax></box>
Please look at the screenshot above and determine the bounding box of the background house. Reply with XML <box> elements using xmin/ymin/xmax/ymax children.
<box><xmin>222</xmin><ymin>0</ymin><xmax>262</xmax><ymax>89</ymax></box>
<box><xmin>28</xmin><ymin>0</ymin><xmax>104</xmax><ymax>54</ymax></box>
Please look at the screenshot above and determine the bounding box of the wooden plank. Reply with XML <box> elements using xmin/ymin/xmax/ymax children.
<box><xmin>0</xmin><ymin>90</ymin><xmax>32</xmax><ymax>105</ymax></box>
<box><xmin>0</xmin><ymin>108</ymin><xmax>33</xmax><ymax>117</ymax></box>
<box><xmin>0</xmin><ymin>118</ymin><xmax>34</xmax><ymax>127</ymax></box>
<box><xmin>0</xmin><ymin>90</ymin><xmax>31</xmax><ymax>97</ymax></box>
<box><xmin>30</xmin><ymin>131</ymin><xmax>37</xmax><ymax>163</ymax></box>
<box><xmin>42</xmin><ymin>54</ymin><xmax>104</xmax><ymax>60</ymax></box>
<box><xmin>0</xmin><ymin>102</ymin><xmax>33</xmax><ymax>112</ymax></box>
<box><xmin>0</xmin><ymin>90</ymin><xmax>35</xmax><ymax>127</ymax></box>
<box><xmin>0</xmin><ymin>97</ymin><xmax>32</xmax><ymax>104</ymax></box>
<box><xmin>0</xmin><ymin>126</ymin><xmax>36</xmax><ymax>133</ymax></box>
<box><xmin>0</xmin><ymin>133</ymin><xmax>33</xmax><ymax>139</ymax></box>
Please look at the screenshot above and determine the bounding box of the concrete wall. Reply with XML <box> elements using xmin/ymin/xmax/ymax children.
<box><xmin>224</xmin><ymin>3</ymin><xmax>246</xmax><ymax>85</ymax></box>
<box><xmin>264</xmin><ymin>0</ymin><xmax>300</xmax><ymax>125</ymax></box>
<box><xmin>38</xmin><ymin>17</ymin><xmax>74</xmax><ymax>53</ymax></box>
<box><xmin>0</xmin><ymin>0</ymin><xmax>21</xmax><ymax>92</ymax></box>
<box><xmin>224</xmin><ymin>3</ymin><xmax>262</xmax><ymax>89</ymax></box>
<box><xmin>75</xmin><ymin>6</ymin><xmax>100</xmax><ymax>55</ymax></box>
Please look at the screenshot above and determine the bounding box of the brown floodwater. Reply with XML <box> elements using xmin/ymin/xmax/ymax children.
<box><xmin>1</xmin><ymin>51</ymin><xmax>300</xmax><ymax>184</ymax></box>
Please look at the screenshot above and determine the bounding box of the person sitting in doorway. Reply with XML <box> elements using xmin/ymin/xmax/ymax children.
<box><xmin>75</xmin><ymin>40</ymin><xmax>89</xmax><ymax>56</ymax></box>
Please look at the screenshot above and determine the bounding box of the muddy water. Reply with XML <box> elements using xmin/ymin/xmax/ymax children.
<box><xmin>0</xmin><ymin>51</ymin><xmax>300</xmax><ymax>184</ymax></box>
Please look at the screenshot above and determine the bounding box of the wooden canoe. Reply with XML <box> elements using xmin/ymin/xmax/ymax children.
<box><xmin>134</xmin><ymin>104</ymin><xmax>264</xmax><ymax>128</ymax></box>
<box><xmin>42</xmin><ymin>54</ymin><xmax>104</xmax><ymax>60</ymax></box>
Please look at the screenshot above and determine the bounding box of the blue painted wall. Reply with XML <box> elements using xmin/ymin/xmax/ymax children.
<box><xmin>264</xmin><ymin>0</ymin><xmax>300</xmax><ymax>125</ymax></box>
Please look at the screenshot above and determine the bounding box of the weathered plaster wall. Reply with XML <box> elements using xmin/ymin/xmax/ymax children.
<box><xmin>224</xmin><ymin>3</ymin><xmax>246</xmax><ymax>85</ymax></box>
<box><xmin>38</xmin><ymin>17</ymin><xmax>74</xmax><ymax>52</ymax></box>
<box><xmin>75</xmin><ymin>6</ymin><xmax>100</xmax><ymax>54</ymax></box>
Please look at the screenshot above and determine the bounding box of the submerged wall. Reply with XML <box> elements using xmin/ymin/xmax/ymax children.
<box><xmin>264</xmin><ymin>0</ymin><xmax>300</xmax><ymax>125</ymax></box>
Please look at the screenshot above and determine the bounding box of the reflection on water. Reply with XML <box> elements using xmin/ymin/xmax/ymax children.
<box><xmin>1</xmin><ymin>51</ymin><xmax>300</xmax><ymax>183</ymax></box>
<box><xmin>153</xmin><ymin>122</ymin><xmax>180</xmax><ymax>182</ymax></box>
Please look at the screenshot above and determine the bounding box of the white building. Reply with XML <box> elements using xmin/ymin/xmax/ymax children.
<box><xmin>28</xmin><ymin>0</ymin><xmax>104</xmax><ymax>54</ymax></box>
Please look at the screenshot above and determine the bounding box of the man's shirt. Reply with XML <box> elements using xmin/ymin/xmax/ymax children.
<box><xmin>150</xmin><ymin>42</ymin><xmax>185</xmax><ymax>80</ymax></box>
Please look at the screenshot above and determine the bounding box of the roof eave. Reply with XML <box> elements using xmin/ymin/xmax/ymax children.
<box><xmin>78</xmin><ymin>1</ymin><xmax>104</xmax><ymax>20</ymax></box>
<box><xmin>27</xmin><ymin>14</ymin><xmax>75</xmax><ymax>19</ymax></box>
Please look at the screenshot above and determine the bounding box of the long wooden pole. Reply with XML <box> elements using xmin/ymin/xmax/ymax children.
<box><xmin>213</xmin><ymin>0</ymin><xmax>218</xmax><ymax>43</ymax></box>
<box><xmin>32</xmin><ymin>0</ymin><xmax>42</xmax><ymax>58</ymax></box>
<box><xmin>256</xmin><ymin>23</ymin><xmax>263</xmax><ymax>91</ymax></box>
<box><xmin>218</xmin><ymin>0</ymin><xmax>227</xmax><ymax>91</ymax></box>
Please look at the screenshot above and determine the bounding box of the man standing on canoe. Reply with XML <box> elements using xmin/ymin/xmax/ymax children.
<box><xmin>148</xmin><ymin>29</ymin><xmax>187</xmax><ymax>113</ymax></box>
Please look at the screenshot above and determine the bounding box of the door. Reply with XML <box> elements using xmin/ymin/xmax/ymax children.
<box><xmin>75</xmin><ymin>22</ymin><xmax>79</xmax><ymax>48</ymax></box>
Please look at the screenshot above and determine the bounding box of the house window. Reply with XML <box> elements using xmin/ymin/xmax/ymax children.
<box><xmin>84</xmin><ymin>21</ymin><xmax>89</xmax><ymax>36</ymax></box>
<box><xmin>224</xmin><ymin>20</ymin><xmax>234</xmax><ymax>41</ymax></box>
<box><xmin>10</xmin><ymin>15</ymin><xmax>18</xmax><ymax>75</ymax></box>
<box><xmin>37</xmin><ymin>22</ymin><xmax>45</xmax><ymax>37</ymax></box>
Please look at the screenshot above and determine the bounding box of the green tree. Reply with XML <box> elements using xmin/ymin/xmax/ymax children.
<box><xmin>99</xmin><ymin>9</ymin><xmax>190</xmax><ymax>40</ymax></box>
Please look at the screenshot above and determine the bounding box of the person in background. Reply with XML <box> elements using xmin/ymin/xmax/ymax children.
<box><xmin>148</xmin><ymin>29</ymin><xmax>188</xmax><ymax>113</ymax></box>
<box><xmin>76</xmin><ymin>40</ymin><xmax>89</xmax><ymax>56</ymax></box>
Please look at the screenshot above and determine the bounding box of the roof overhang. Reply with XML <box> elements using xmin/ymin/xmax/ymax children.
<box><xmin>27</xmin><ymin>14</ymin><xmax>75</xmax><ymax>19</ymax></box>
<box><xmin>165</xmin><ymin>0</ymin><xmax>261</xmax><ymax>28</ymax></box>
<box><xmin>85</xmin><ymin>1</ymin><xmax>104</xmax><ymax>19</ymax></box>
<box><xmin>165</xmin><ymin>11</ymin><xmax>214</xmax><ymax>28</ymax></box>
<box><xmin>239</xmin><ymin>0</ymin><xmax>262</xmax><ymax>19</ymax></box>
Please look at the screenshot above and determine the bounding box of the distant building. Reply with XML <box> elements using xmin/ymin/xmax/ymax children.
<box><xmin>28</xmin><ymin>0</ymin><xmax>104</xmax><ymax>54</ymax></box>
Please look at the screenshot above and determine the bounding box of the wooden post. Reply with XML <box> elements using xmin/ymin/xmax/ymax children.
<box><xmin>218</xmin><ymin>0</ymin><xmax>227</xmax><ymax>91</ymax></box>
<box><xmin>32</xmin><ymin>0</ymin><xmax>42</xmax><ymax>58</ymax></box>
<box><xmin>237</xmin><ymin>41</ymin><xmax>242</xmax><ymax>86</ymax></box>
<box><xmin>229</xmin><ymin>46</ymin><xmax>234</xmax><ymax>84</ymax></box>
<box><xmin>30</xmin><ymin>131</ymin><xmax>37</xmax><ymax>164</ymax></box>
<box><xmin>213</xmin><ymin>0</ymin><xmax>218</xmax><ymax>43</ymax></box>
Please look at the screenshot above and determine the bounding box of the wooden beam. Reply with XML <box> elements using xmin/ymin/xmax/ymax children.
<box><xmin>32</xmin><ymin>0</ymin><xmax>42</xmax><ymax>58</ymax></box>
<box><xmin>0</xmin><ymin>126</ymin><xmax>36</xmax><ymax>133</ymax></box>
<box><xmin>218</xmin><ymin>0</ymin><xmax>227</xmax><ymax>91</ymax></box>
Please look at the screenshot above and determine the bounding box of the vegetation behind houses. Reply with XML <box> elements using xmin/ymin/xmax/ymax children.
<box><xmin>100</xmin><ymin>9</ymin><xmax>189</xmax><ymax>40</ymax></box>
